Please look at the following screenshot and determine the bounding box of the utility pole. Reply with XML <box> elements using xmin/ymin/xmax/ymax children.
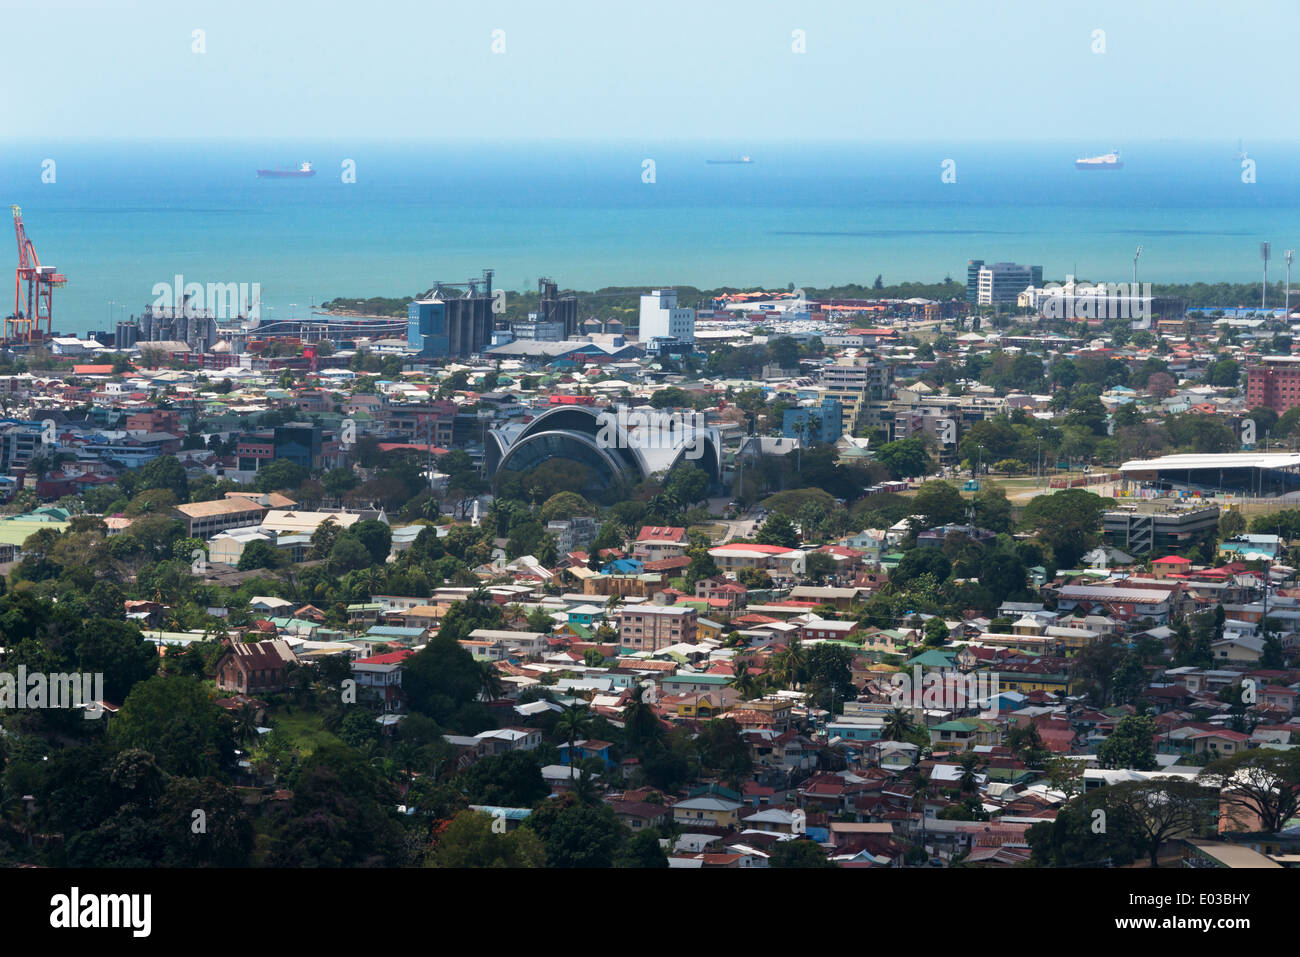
<box><xmin>1262</xmin><ymin>242</ymin><xmax>1272</xmax><ymax>310</ymax></box>
<box><xmin>1286</xmin><ymin>250</ymin><xmax>1295</xmax><ymax>320</ymax></box>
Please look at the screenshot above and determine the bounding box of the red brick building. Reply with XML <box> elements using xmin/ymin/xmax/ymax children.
<box><xmin>1245</xmin><ymin>356</ymin><xmax>1300</xmax><ymax>413</ymax></box>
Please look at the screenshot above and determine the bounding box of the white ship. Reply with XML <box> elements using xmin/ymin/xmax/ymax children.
<box><xmin>1075</xmin><ymin>150</ymin><xmax>1122</xmax><ymax>170</ymax></box>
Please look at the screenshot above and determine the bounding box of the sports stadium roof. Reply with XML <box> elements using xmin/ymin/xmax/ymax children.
<box><xmin>1120</xmin><ymin>452</ymin><xmax>1300</xmax><ymax>472</ymax></box>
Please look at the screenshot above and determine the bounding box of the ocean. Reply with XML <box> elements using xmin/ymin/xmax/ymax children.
<box><xmin>0</xmin><ymin>139</ymin><xmax>1295</xmax><ymax>336</ymax></box>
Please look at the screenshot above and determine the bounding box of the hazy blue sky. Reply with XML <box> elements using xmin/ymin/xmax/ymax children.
<box><xmin>3</xmin><ymin>0</ymin><xmax>1297</xmax><ymax>142</ymax></box>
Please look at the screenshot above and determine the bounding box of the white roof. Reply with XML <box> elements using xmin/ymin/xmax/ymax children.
<box><xmin>1122</xmin><ymin>452</ymin><xmax>1300</xmax><ymax>471</ymax></box>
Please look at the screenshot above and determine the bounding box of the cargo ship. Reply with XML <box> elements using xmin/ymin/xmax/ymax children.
<box><xmin>257</xmin><ymin>162</ymin><xmax>316</xmax><ymax>178</ymax></box>
<box><xmin>706</xmin><ymin>155</ymin><xmax>753</xmax><ymax>164</ymax></box>
<box><xmin>1075</xmin><ymin>150</ymin><xmax>1122</xmax><ymax>170</ymax></box>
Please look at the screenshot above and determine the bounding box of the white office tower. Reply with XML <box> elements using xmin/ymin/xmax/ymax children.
<box><xmin>638</xmin><ymin>289</ymin><xmax>695</xmax><ymax>345</ymax></box>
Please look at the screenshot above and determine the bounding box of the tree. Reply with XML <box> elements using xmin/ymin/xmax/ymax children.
<box><xmin>923</xmin><ymin>616</ymin><xmax>950</xmax><ymax>646</ymax></box>
<box><xmin>349</xmin><ymin>519</ymin><xmax>393</xmax><ymax>566</ymax></box>
<box><xmin>555</xmin><ymin>706</ymin><xmax>593</xmax><ymax>779</ymax></box>
<box><xmin>1145</xmin><ymin>371</ymin><xmax>1176</xmax><ymax>398</ymax></box>
<box><xmin>108</xmin><ymin>676</ymin><xmax>232</xmax><ymax>778</ymax></box>
<box><xmin>805</xmin><ymin>644</ymin><xmax>854</xmax><ymax>715</ymax></box>
<box><xmin>616</xmin><ymin>828</ymin><xmax>669</xmax><ymax>868</ymax></box>
<box><xmin>459</xmin><ymin>751</ymin><xmax>549</xmax><ymax>807</ymax></box>
<box><xmin>428</xmin><ymin>810</ymin><xmax>547</xmax><ymax>867</ymax></box>
<box><xmin>1005</xmin><ymin>722</ymin><xmax>1049</xmax><ymax>768</ymax></box>
<box><xmin>912</xmin><ymin>481</ymin><xmax>965</xmax><ymax>527</ymax></box>
<box><xmin>256</xmin><ymin>459</ymin><xmax>309</xmax><ymax>494</ymax></box>
<box><xmin>1027</xmin><ymin>788</ymin><xmax>1144</xmax><ymax>867</ymax></box>
<box><xmin>769</xmin><ymin>838</ymin><xmax>833</xmax><ymax>868</ymax></box>
<box><xmin>328</xmin><ymin>535</ymin><xmax>372</xmax><ymax>575</ymax></box>
<box><xmin>402</xmin><ymin>634</ymin><xmax>489</xmax><ymax>727</ymax></box>
<box><xmin>882</xmin><ymin>708</ymin><xmax>915</xmax><ymax>743</ymax></box>
<box><xmin>1103</xmin><ymin>778</ymin><xmax>1216</xmax><ymax>867</ymax></box>
<box><xmin>1020</xmin><ymin>488</ymin><xmax>1107</xmax><ymax>568</ymax></box>
<box><xmin>803</xmin><ymin>550</ymin><xmax>838</xmax><ymax>583</ymax></box>
<box><xmin>1096</xmin><ymin>714</ymin><xmax>1157</xmax><ymax>771</ymax></box>
<box><xmin>978</xmin><ymin>552</ymin><xmax>1028</xmax><ymax>605</ymax></box>
<box><xmin>665</xmin><ymin>464</ymin><xmax>710</xmax><ymax>507</ymax></box>
<box><xmin>534</xmin><ymin>801</ymin><xmax>626</xmax><ymax>868</ymax></box>
<box><xmin>874</xmin><ymin>438</ymin><xmax>933</xmax><ymax>480</ymax></box>
<box><xmin>1198</xmin><ymin>749</ymin><xmax>1300</xmax><ymax>833</ymax></box>
<box><xmin>267</xmin><ymin>744</ymin><xmax>404</xmax><ymax>867</ymax></box>
<box><xmin>135</xmin><ymin>455</ymin><xmax>189</xmax><ymax>501</ymax></box>
<box><xmin>539</xmin><ymin>491</ymin><xmax>591</xmax><ymax>523</ymax></box>
<box><xmin>237</xmin><ymin>539</ymin><xmax>282</xmax><ymax>571</ymax></box>
<box><xmin>74</xmin><ymin>620</ymin><xmax>157</xmax><ymax>704</ymax></box>
<box><xmin>1218</xmin><ymin>509</ymin><xmax>1246</xmax><ymax>539</ymax></box>
<box><xmin>891</xmin><ymin>547</ymin><xmax>950</xmax><ymax>587</ymax></box>
<box><xmin>754</xmin><ymin>514</ymin><xmax>798</xmax><ymax>549</ymax></box>
<box><xmin>972</xmin><ymin>487</ymin><xmax>1013</xmax><ymax>534</ymax></box>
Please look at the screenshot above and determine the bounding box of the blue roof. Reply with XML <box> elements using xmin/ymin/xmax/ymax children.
<box><xmin>366</xmin><ymin>625</ymin><xmax>426</xmax><ymax>637</ymax></box>
<box><xmin>603</xmin><ymin>558</ymin><xmax>644</xmax><ymax>573</ymax></box>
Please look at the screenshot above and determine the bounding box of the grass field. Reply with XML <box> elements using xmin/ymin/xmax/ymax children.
<box><xmin>690</xmin><ymin>522</ymin><xmax>729</xmax><ymax>539</ymax></box>
<box><xmin>268</xmin><ymin>707</ymin><xmax>343</xmax><ymax>758</ymax></box>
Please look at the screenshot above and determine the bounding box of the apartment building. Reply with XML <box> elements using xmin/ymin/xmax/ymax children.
<box><xmin>1245</xmin><ymin>356</ymin><xmax>1300</xmax><ymax>413</ymax></box>
<box><xmin>708</xmin><ymin>543</ymin><xmax>805</xmax><ymax>577</ymax></box>
<box><xmin>617</xmin><ymin>602</ymin><xmax>699</xmax><ymax>652</ymax></box>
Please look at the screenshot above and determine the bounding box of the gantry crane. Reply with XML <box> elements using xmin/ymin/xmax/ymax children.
<box><xmin>7</xmin><ymin>206</ymin><xmax>65</xmax><ymax>343</ymax></box>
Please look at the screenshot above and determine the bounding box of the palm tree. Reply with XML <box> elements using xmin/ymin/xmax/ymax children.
<box><xmin>910</xmin><ymin>770</ymin><xmax>932</xmax><ymax>843</ymax></box>
<box><xmin>729</xmin><ymin>656</ymin><xmax>759</xmax><ymax>701</ymax></box>
<box><xmin>622</xmin><ymin>682</ymin><xmax>660</xmax><ymax>755</ymax></box>
<box><xmin>235</xmin><ymin>703</ymin><xmax>261</xmax><ymax>746</ymax></box>
<box><xmin>478</xmin><ymin>661</ymin><xmax>504</xmax><ymax>703</ymax></box>
<box><xmin>570</xmin><ymin>767</ymin><xmax>600</xmax><ymax>806</ymax></box>
<box><xmin>486</xmin><ymin>498</ymin><xmax>509</xmax><ymax>536</ymax></box>
<box><xmin>958</xmin><ymin>752</ymin><xmax>982</xmax><ymax>794</ymax></box>
<box><xmin>883</xmin><ymin>707</ymin><xmax>914</xmax><ymax>742</ymax></box>
<box><xmin>770</xmin><ymin>639</ymin><xmax>807</xmax><ymax>691</ymax></box>
<box><xmin>555</xmin><ymin>705</ymin><xmax>593</xmax><ymax>780</ymax></box>
<box><xmin>361</xmin><ymin>566</ymin><xmax>386</xmax><ymax>597</ymax></box>
<box><xmin>603</xmin><ymin>592</ymin><xmax>625</xmax><ymax>636</ymax></box>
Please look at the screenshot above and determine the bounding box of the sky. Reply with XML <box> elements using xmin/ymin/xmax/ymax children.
<box><xmin>2</xmin><ymin>0</ymin><xmax>1297</xmax><ymax>143</ymax></box>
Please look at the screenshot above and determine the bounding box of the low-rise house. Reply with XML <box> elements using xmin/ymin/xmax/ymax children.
<box><xmin>672</xmin><ymin>795</ymin><xmax>743</xmax><ymax>828</ymax></box>
<box><xmin>609</xmin><ymin>800</ymin><xmax>670</xmax><ymax>831</ymax></box>
<box><xmin>350</xmin><ymin>649</ymin><xmax>413</xmax><ymax>713</ymax></box>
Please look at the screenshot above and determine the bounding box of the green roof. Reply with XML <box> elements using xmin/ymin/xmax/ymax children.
<box><xmin>931</xmin><ymin>720</ymin><xmax>978</xmax><ymax>732</ymax></box>
<box><xmin>904</xmin><ymin>650</ymin><xmax>957</xmax><ymax>668</ymax></box>
<box><xmin>666</xmin><ymin>673</ymin><xmax>731</xmax><ymax>685</ymax></box>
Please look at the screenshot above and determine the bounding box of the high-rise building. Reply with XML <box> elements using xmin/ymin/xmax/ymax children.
<box><xmin>407</xmin><ymin>269</ymin><xmax>497</xmax><ymax>359</ymax></box>
<box><xmin>638</xmin><ymin>290</ymin><xmax>695</xmax><ymax>345</ymax></box>
<box><xmin>977</xmin><ymin>262</ymin><xmax>1043</xmax><ymax>305</ymax></box>
<box><xmin>966</xmin><ymin>260</ymin><xmax>985</xmax><ymax>304</ymax></box>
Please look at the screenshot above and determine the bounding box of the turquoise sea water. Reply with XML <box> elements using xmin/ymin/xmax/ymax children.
<box><xmin>0</xmin><ymin>140</ymin><xmax>1296</xmax><ymax>335</ymax></box>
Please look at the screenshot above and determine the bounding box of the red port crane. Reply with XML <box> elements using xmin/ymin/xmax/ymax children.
<box><xmin>7</xmin><ymin>205</ymin><xmax>65</xmax><ymax>344</ymax></box>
